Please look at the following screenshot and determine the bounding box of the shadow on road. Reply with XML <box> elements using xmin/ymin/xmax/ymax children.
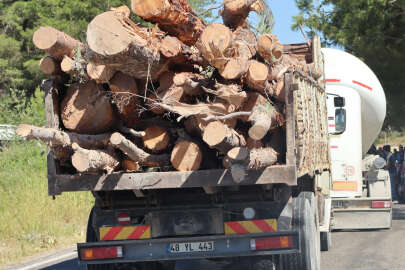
<box><xmin>40</xmin><ymin>259</ymin><xmax>85</xmax><ymax>270</ymax></box>
<box><xmin>392</xmin><ymin>204</ymin><xmax>405</xmax><ymax>220</ymax></box>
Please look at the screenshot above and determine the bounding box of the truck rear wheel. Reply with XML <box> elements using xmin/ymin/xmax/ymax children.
<box><xmin>281</xmin><ymin>193</ymin><xmax>321</xmax><ymax>270</ymax></box>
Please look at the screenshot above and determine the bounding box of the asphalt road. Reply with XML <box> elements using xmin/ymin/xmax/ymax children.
<box><xmin>7</xmin><ymin>204</ymin><xmax>405</xmax><ymax>270</ymax></box>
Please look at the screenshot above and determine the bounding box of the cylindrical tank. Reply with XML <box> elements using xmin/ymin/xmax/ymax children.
<box><xmin>322</xmin><ymin>48</ymin><xmax>386</xmax><ymax>157</ymax></box>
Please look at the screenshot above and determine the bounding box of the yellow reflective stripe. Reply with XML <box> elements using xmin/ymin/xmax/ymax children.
<box><xmin>140</xmin><ymin>226</ymin><xmax>151</xmax><ymax>239</ymax></box>
<box><xmin>265</xmin><ymin>219</ymin><xmax>277</xmax><ymax>231</ymax></box>
<box><xmin>99</xmin><ymin>227</ymin><xmax>109</xmax><ymax>240</ymax></box>
<box><xmin>239</xmin><ymin>221</ymin><xmax>263</xmax><ymax>233</ymax></box>
<box><xmin>115</xmin><ymin>226</ymin><xmax>136</xmax><ymax>240</ymax></box>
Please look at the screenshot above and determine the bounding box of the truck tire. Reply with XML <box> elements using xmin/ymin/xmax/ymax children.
<box><xmin>281</xmin><ymin>193</ymin><xmax>321</xmax><ymax>270</ymax></box>
<box><xmin>320</xmin><ymin>231</ymin><xmax>332</xmax><ymax>251</ymax></box>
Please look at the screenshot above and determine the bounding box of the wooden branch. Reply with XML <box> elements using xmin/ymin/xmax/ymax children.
<box><xmin>71</xmin><ymin>143</ymin><xmax>119</xmax><ymax>173</ymax></box>
<box><xmin>16</xmin><ymin>124</ymin><xmax>111</xmax><ymax>149</ymax></box>
<box><xmin>202</xmin><ymin>111</ymin><xmax>250</xmax><ymax>122</ymax></box>
<box><xmin>110</xmin><ymin>132</ymin><xmax>170</xmax><ymax>167</ymax></box>
<box><xmin>118</xmin><ymin>125</ymin><xmax>146</xmax><ymax>138</ymax></box>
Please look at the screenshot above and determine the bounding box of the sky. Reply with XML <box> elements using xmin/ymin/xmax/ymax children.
<box><xmin>269</xmin><ymin>0</ymin><xmax>306</xmax><ymax>44</ymax></box>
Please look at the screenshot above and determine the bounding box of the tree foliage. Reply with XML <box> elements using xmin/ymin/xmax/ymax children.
<box><xmin>293</xmin><ymin>0</ymin><xmax>405</xmax><ymax>129</ymax></box>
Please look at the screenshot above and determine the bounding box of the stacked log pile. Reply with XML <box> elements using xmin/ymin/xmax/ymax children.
<box><xmin>19</xmin><ymin>0</ymin><xmax>318</xmax><ymax>182</ymax></box>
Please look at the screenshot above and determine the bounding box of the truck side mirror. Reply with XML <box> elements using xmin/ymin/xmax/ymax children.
<box><xmin>334</xmin><ymin>97</ymin><xmax>345</xmax><ymax>107</ymax></box>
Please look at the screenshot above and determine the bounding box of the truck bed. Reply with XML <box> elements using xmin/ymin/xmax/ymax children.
<box><xmin>45</xmin><ymin>41</ymin><xmax>329</xmax><ymax>196</ymax></box>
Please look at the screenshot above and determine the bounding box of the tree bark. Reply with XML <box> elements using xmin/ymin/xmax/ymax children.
<box><xmin>86</xmin><ymin>10</ymin><xmax>168</xmax><ymax>80</ymax></box>
<box><xmin>108</xmin><ymin>71</ymin><xmax>140</xmax><ymax>127</ymax></box>
<box><xmin>71</xmin><ymin>143</ymin><xmax>119</xmax><ymax>173</ymax></box>
<box><xmin>110</xmin><ymin>132</ymin><xmax>170</xmax><ymax>167</ymax></box>
<box><xmin>61</xmin><ymin>81</ymin><xmax>118</xmax><ymax>134</ymax></box>
<box><xmin>142</xmin><ymin>125</ymin><xmax>170</xmax><ymax>152</ymax></box>
<box><xmin>248</xmin><ymin>102</ymin><xmax>275</xmax><ymax>140</ymax></box>
<box><xmin>39</xmin><ymin>56</ymin><xmax>61</xmax><ymax>75</ymax></box>
<box><xmin>87</xmin><ymin>62</ymin><xmax>115</xmax><ymax>83</ymax></box>
<box><xmin>131</xmin><ymin>0</ymin><xmax>206</xmax><ymax>45</ymax></box>
<box><xmin>33</xmin><ymin>26</ymin><xmax>83</xmax><ymax>59</ymax></box>
<box><xmin>16</xmin><ymin>124</ymin><xmax>111</xmax><ymax>149</ymax></box>
<box><xmin>171</xmin><ymin>140</ymin><xmax>203</xmax><ymax>171</ymax></box>
<box><xmin>202</xmin><ymin>121</ymin><xmax>246</xmax><ymax>154</ymax></box>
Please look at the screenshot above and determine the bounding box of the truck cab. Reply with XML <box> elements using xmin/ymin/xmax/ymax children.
<box><xmin>323</xmin><ymin>48</ymin><xmax>392</xmax><ymax>230</ymax></box>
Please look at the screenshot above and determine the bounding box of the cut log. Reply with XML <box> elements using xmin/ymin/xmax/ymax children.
<box><xmin>86</xmin><ymin>10</ymin><xmax>168</xmax><ymax>80</ymax></box>
<box><xmin>202</xmin><ymin>121</ymin><xmax>246</xmax><ymax>154</ymax></box>
<box><xmin>16</xmin><ymin>124</ymin><xmax>111</xmax><ymax>149</ymax></box>
<box><xmin>33</xmin><ymin>26</ymin><xmax>83</xmax><ymax>59</ymax></box>
<box><xmin>131</xmin><ymin>0</ymin><xmax>205</xmax><ymax>45</ymax></box>
<box><xmin>184</xmin><ymin>115</ymin><xmax>237</xmax><ymax>137</ymax></box>
<box><xmin>197</xmin><ymin>23</ymin><xmax>234</xmax><ymax>68</ymax></box>
<box><xmin>221</xmin><ymin>0</ymin><xmax>265</xmax><ymax>29</ymax></box>
<box><xmin>245</xmin><ymin>60</ymin><xmax>269</xmax><ymax>92</ymax></box>
<box><xmin>110</xmin><ymin>132</ymin><xmax>170</xmax><ymax>166</ymax></box>
<box><xmin>118</xmin><ymin>125</ymin><xmax>146</xmax><ymax>138</ymax></box>
<box><xmin>71</xmin><ymin>143</ymin><xmax>119</xmax><ymax>173</ymax></box>
<box><xmin>87</xmin><ymin>63</ymin><xmax>115</xmax><ymax>83</ymax></box>
<box><xmin>142</xmin><ymin>125</ymin><xmax>170</xmax><ymax>152</ymax></box>
<box><xmin>240</xmin><ymin>92</ymin><xmax>268</xmax><ymax>121</ymax></box>
<box><xmin>60</xmin><ymin>56</ymin><xmax>89</xmax><ymax>81</ymax></box>
<box><xmin>160</xmin><ymin>36</ymin><xmax>183</xmax><ymax>58</ymax></box>
<box><xmin>248</xmin><ymin>102</ymin><xmax>275</xmax><ymax>140</ymax></box>
<box><xmin>108</xmin><ymin>71</ymin><xmax>140</xmax><ymax>127</ymax></box>
<box><xmin>170</xmin><ymin>140</ymin><xmax>202</xmax><ymax>171</ymax></box>
<box><xmin>61</xmin><ymin>81</ymin><xmax>117</xmax><ymax>134</ymax></box>
<box><xmin>220</xmin><ymin>57</ymin><xmax>250</xmax><ymax>80</ymax></box>
<box><xmin>39</xmin><ymin>56</ymin><xmax>61</xmax><ymax>75</ymax></box>
<box><xmin>257</xmin><ymin>34</ymin><xmax>283</xmax><ymax>64</ymax></box>
<box><xmin>273</xmin><ymin>79</ymin><xmax>285</xmax><ymax>102</ymax></box>
<box><xmin>173</xmin><ymin>72</ymin><xmax>204</xmax><ymax>96</ymax></box>
<box><xmin>227</xmin><ymin>146</ymin><xmax>278</xmax><ymax>182</ymax></box>
<box><xmin>233</xmin><ymin>27</ymin><xmax>257</xmax><ymax>60</ymax></box>
<box><xmin>122</xmin><ymin>159</ymin><xmax>141</xmax><ymax>172</ymax></box>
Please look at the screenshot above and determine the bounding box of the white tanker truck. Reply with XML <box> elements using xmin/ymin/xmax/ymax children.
<box><xmin>323</xmin><ymin>48</ymin><xmax>392</xmax><ymax>231</ymax></box>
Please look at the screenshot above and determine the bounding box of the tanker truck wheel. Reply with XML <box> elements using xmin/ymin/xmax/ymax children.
<box><xmin>281</xmin><ymin>192</ymin><xmax>321</xmax><ymax>270</ymax></box>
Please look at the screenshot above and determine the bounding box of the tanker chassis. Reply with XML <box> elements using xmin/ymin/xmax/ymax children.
<box><xmin>44</xmin><ymin>37</ymin><xmax>331</xmax><ymax>270</ymax></box>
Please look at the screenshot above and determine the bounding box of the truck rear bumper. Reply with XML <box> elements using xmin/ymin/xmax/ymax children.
<box><xmin>77</xmin><ymin>231</ymin><xmax>298</xmax><ymax>265</ymax></box>
<box><xmin>332</xmin><ymin>198</ymin><xmax>392</xmax><ymax>230</ymax></box>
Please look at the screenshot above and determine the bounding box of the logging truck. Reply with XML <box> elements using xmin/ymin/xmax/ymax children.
<box><xmin>35</xmin><ymin>36</ymin><xmax>329</xmax><ymax>270</ymax></box>
<box><xmin>323</xmin><ymin>48</ymin><xmax>392</xmax><ymax>230</ymax></box>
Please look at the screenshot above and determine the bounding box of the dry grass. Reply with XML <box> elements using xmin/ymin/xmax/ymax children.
<box><xmin>0</xmin><ymin>140</ymin><xmax>94</xmax><ymax>267</ymax></box>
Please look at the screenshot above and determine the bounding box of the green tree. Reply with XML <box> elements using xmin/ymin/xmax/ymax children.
<box><xmin>293</xmin><ymin>0</ymin><xmax>405</xmax><ymax>130</ymax></box>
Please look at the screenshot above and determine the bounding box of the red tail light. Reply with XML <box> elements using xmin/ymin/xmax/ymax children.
<box><xmin>250</xmin><ymin>236</ymin><xmax>293</xmax><ymax>251</ymax></box>
<box><xmin>117</xmin><ymin>213</ymin><xmax>131</xmax><ymax>225</ymax></box>
<box><xmin>81</xmin><ymin>246</ymin><xmax>123</xmax><ymax>261</ymax></box>
<box><xmin>371</xmin><ymin>201</ymin><xmax>392</xmax><ymax>208</ymax></box>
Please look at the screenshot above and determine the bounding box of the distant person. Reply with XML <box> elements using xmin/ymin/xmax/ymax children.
<box><xmin>377</xmin><ymin>146</ymin><xmax>384</xmax><ymax>157</ymax></box>
<box><xmin>384</xmin><ymin>145</ymin><xmax>398</xmax><ymax>202</ymax></box>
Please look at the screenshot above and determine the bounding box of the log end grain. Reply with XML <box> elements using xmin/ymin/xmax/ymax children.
<box><xmin>142</xmin><ymin>125</ymin><xmax>170</xmax><ymax>152</ymax></box>
<box><xmin>40</xmin><ymin>56</ymin><xmax>60</xmax><ymax>75</ymax></box>
<box><xmin>202</xmin><ymin>121</ymin><xmax>228</xmax><ymax>147</ymax></box>
<box><xmin>33</xmin><ymin>26</ymin><xmax>58</xmax><ymax>51</ymax></box>
<box><xmin>227</xmin><ymin>147</ymin><xmax>249</xmax><ymax>161</ymax></box>
<box><xmin>171</xmin><ymin>140</ymin><xmax>202</xmax><ymax>171</ymax></box>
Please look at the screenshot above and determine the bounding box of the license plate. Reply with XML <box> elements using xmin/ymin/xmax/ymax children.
<box><xmin>168</xmin><ymin>241</ymin><xmax>214</xmax><ymax>253</ymax></box>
